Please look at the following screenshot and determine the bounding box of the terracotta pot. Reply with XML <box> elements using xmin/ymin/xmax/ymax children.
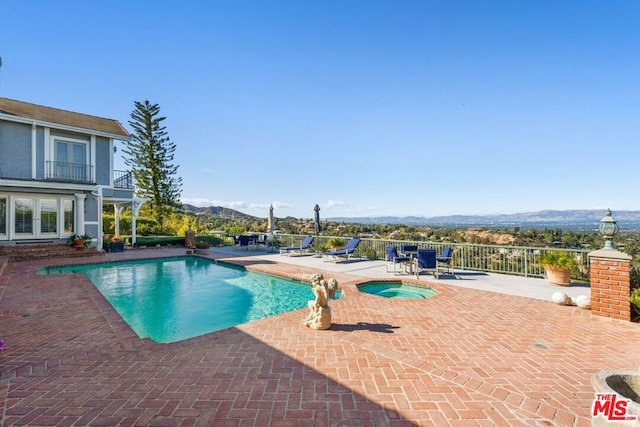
<box><xmin>545</xmin><ymin>268</ymin><xmax>571</xmax><ymax>286</ymax></box>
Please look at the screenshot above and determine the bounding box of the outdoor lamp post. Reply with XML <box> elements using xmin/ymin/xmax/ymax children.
<box><xmin>599</xmin><ymin>208</ymin><xmax>619</xmax><ymax>250</ymax></box>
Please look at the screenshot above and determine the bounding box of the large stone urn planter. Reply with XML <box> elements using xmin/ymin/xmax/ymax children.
<box><xmin>592</xmin><ymin>370</ymin><xmax>640</xmax><ymax>426</ymax></box>
<box><xmin>545</xmin><ymin>268</ymin><xmax>571</xmax><ymax>286</ymax></box>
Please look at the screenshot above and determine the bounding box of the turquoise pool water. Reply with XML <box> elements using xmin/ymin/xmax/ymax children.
<box><xmin>42</xmin><ymin>257</ymin><xmax>330</xmax><ymax>343</ymax></box>
<box><xmin>358</xmin><ymin>282</ymin><xmax>437</xmax><ymax>299</ymax></box>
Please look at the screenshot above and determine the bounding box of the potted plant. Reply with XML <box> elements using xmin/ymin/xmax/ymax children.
<box><xmin>67</xmin><ymin>234</ymin><xmax>92</xmax><ymax>248</ymax></box>
<box><xmin>540</xmin><ymin>251</ymin><xmax>579</xmax><ymax>286</ymax></box>
<box><xmin>324</xmin><ymin>237</ymin><xmax>344</xmax><ymax>252</ymax></box>
<box><xmin>194</xmin><ymin>240</ymin><xmax>211</xmax><ymax>252</ymax></box>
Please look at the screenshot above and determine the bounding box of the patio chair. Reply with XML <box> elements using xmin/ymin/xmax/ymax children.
<box><xmin>280</xmin><ymin>236</ymin><xmax>314</xmax><ymax>256</ymax></box>
<box><xmin>238</xmin><ymin>235</ymin><xmax>255</xmax><ymax>251</ymax></box>
<box><xmin>414</xmin><ymin>249</ymin><xmax>438</xmax><ymax>279</ymax></box>
<box><xmin>385</xmin><ymin>246</ymin><xmax>411</xmax><ymax>275</ymax></box>
<box><xmin>256</xmin><ymin>234</ymin><xmax>270</xmax><ymax>250</ymax></box>
<box><xmin>400</xmin><ymin>244</ymin><xmax>418</xmax><ymax>257</ymax></box>
<box><xmin>436</xmin><ymin>247</ymin><xmax>454</xmax><ymax>274</ymax></box>
<box><xmin>322</xmin><ymin>237</ymin><xmax>361</xmax><ymax>263</ymax></box>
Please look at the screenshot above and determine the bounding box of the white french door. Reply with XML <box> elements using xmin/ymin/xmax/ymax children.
<box><xmin>6</xmin><ymin>195</ymin><xmax>74</xmax><ymax>240</ymax></box>
<box><xmin>38</xmin><ymin>198</ymin><xmax>59</xmax><ymax>238</ymax></box>
<box><xmin>13</xmin><ymin>197</ymin><xmax>35</xmax><ymax>238</ymax></box>
<box><xmin>0</xmin><ymin>197</ymin><xmax>7</xmax><ymax>240</ymax></box>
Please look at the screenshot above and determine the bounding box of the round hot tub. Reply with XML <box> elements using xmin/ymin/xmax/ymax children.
<box><xmin>358</xmin><ymin>282</ymin><xmax>437</xmax><ymax>299</ymax></box>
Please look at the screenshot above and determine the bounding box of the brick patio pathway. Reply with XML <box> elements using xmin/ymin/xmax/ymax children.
<box><xmin>1</xmin><ymin>248</ymin><xmax>639</xmax><ymax>426</ymax></box>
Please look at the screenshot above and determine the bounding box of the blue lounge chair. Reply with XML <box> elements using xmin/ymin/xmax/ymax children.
<box><xmin>279</xmin><ymin>236</ymin><xmax>314</xmax><ymax>256</ymax></box>
<box><xmin>436</xmin><ymin>247</ymin><xmax>454</xmax><ymax>274</ymax></box>
<box><xmin>385</xmin><ymin>246</ymin><xmax>411</xmax><ymax>275</ymax></box>
<box><xmin>415</xmin><ymin>249</ymin><xmax>438</xmax><ymax>279</ymax></box>
<box><xmin>322</xmin><ymin>238</ymin><xmax>361</xmax><ymax>263</ymax></box>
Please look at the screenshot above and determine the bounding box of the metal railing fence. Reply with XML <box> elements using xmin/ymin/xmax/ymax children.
<box><xmin>114</xmin><ymin>170</ymin><xmax>133</xmax><ymax>189</ymax></box>
<box><xmin>45</xmin><ymin>161</ymin><xmax>93</xmax><ymax>183</ymax></box>
<box><xmin>275</xmin><ymin>234</ymin><xmax>590</xmax><ymax>281</ymax></box>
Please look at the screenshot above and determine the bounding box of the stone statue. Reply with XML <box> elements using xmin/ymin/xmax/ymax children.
<box><xmin>304</xmin><ymin>273</ymin><xmax>340</xmax><ymax>330</ymax></box>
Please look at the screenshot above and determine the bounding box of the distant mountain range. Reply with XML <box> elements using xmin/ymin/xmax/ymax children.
<box><xmin>182</xmin><ymin>204</ymin><xmax>253</xmax><ymax>219</ymax></box>
<box><xmin>182</xmin><ymin>205</ymin><xmax>640</xmax><ymax>231</ymax></box>
<box><xmin>329</xmin><ymin>210</ymin><xmax>640</xmax><ymax>228</ymax></box>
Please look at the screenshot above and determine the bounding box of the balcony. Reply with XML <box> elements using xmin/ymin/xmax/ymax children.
<box><xmin>114</xmin><ymin>170</ymin><xmax>133</xmax><ymax>189</ymax></box>
<box><xmin>45</xmin><ymin>161</ymin><xmax>93</xmax><ymax>184</ymax></box>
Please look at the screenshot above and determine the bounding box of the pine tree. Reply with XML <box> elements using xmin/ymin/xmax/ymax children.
<box><xmin>123</xmin><ymin>100</ymin><xmax>183</xmax><ymax>225</ymax></box>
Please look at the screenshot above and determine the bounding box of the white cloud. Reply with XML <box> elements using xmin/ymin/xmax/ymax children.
<box><xmin>324</xmin><ymin>200</ymin><xmax>377</xmax><ymax>214</ymax></box>
<box><xmin>326</xmin><ymin>200</ymin><xmax>348</xmax><ymax>209</ymax></box>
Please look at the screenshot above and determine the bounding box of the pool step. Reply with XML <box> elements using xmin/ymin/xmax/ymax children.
<box><xmin>0</xmin><ymin>242</ymin><xmax>104</xmax><ymax>262</ymax></box>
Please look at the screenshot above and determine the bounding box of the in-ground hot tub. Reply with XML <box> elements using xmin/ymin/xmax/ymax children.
<box><xmin>358</xmin><ymin>282</ymin><xmax>437</xmax><ymax>299</ymax></box>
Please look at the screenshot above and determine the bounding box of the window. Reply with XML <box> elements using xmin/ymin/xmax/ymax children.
<box><xmin>63</xmin><ymin>199</ymin><xmax>74</xmax><ymax>234</ymax></box>
<box><xmin>0</xmin><ymin>197</ymin><xmax>6</xmax><ymax>236</ymax></box>
<box><xmin>40</xmin><ymin>199</ymin><xmax>58</xmax><ymax>234</ymax></box>
<box><xmin>53</xmin><ymin>138</ymin><xmax>87</xmax><ymax>181</ymax></box>
<box><xmin>15</xmin><ymin>198</ymin><xmax>34</xmax><ymax>234</ymax></box>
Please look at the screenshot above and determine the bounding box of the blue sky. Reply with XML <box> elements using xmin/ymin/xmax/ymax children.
<box><xmin>2</xmin><ymin>1</ymin><xmax>639</xmax><ymax>220</ymax></box>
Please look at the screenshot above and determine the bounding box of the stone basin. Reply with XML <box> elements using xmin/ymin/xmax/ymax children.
<box><xmin>592</xmin><ymin>370</ymin><xmax>640</xmax><ymax>426</ymax></box>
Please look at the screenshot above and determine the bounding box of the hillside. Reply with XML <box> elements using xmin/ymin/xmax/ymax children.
<box><xmin>182</xmin><ymin>205</ymin><xmax>640</xmax><ymax>231</ymax></box>
<box><xmin>182</xmin><ymin>204</ymin><xmax>256</xmax><ymax>220</ymax></box>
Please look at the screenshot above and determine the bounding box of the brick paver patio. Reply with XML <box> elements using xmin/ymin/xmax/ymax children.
<box><xmin>1</xmin><ymin>248</ymin><xmax>639</xmax><ymax>426</ymax></box>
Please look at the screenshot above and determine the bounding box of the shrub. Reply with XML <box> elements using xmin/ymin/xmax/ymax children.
<box><xmin>540</xmin><ymin>251</ymin><xmax>579</xmax><ymax>271</ymax></box>
<box><xmin>133</xmin><ymin>236</ymin><xmax>185</xmax><ymax>247</ymax></box>
<box><xmin>630</xmin><ymin>288</ymin><xmax>640</xmax><ymax>322</ymax></box>
<box><xmin>194</xmin><ymin>240</ymin><xmax>210</xmax><ymax>249</ymax></box>
<box><xmin>324</xmin><ymin>237</ymin><xmax>344</xmax><ymax>251</ymax></box>
<box><xmin>195</xmin><ymin>235</ymin><xmax>224</xmax><ymax>247</ymax></box>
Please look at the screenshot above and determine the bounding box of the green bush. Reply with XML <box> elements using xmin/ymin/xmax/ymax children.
<box><xmin>540</xmin><ymin>251</ymin><xmax>579</xmax><ymax>271</ymax></box>
<box><xmin>630</xmin><ymin>268</ymin><xmax>640</xmax><ymax>322</ymax></box>
<box><xmin>630</xmin><ymin>288</ymin><xmax>640</xmax><ymax>322</ymax></box>
<box><xmin>195</xmin><ymin>235</ymin><xmax>224</xmax><ymax>247</ymax></box>
<box><xmin>360</xmin><ymin>247</ymin><xmax>378</xmax><ymax>260</ymax></box>
<box><xmin>194</xmin><ymin>240</ymin><xmax>210</xmax><ymax>249</ymax></box>
<box><xmin>324</xmin><ymin>237</ymin><xmax>344</xmax><ymax>251</ymax></box>
<box><xmin>133</xmin><ymin>236</ymin><xmax>185</xmax><ymax>247</ymax></box>
<box><xmin>631</xmin><ymin>267</ymin><xmax>640</xmax><ymax>290</ymax></box>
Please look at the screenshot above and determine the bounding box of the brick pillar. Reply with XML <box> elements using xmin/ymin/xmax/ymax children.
<box><xmin>588</xmin><ymin>249</ymin><xmax>632</xmax><ymax>321</ymax></box>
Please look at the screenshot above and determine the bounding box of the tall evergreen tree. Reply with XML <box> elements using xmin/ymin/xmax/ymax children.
<box><xmin>123</xmin><ymin>100</ymin><xmax>183</xmax><ymax>225</ymax></box>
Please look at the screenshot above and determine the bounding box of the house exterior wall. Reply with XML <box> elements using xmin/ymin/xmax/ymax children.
<box><xmin>95</xmin><ymin>136</ymin><xmax>111</xmax><ymax>186</ymax></box>
<box><xmin>0</xmin><ymin>105</ymin><xmax>134</xmax><ymax>244</ymax></box>
<box><xmin>35</xmin><ymin>127</ymin><xmax>44</xmax><ymax>180</ymax></box>
<box><xmin>85</xmin><ymin>196</ymin><xmax>99</xmax><ymax>222</ymax></box>
<box><xmin>102</xmin><ymin>188</ymin><xmax>135</xmax><ymax>199</ymax></box>
<box><xmin>0</xmin><ymin>120</ymin><xmax>31</xmax><ymax>179</ymax></box>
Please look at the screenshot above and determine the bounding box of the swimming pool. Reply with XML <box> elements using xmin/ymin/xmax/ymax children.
<box><xmin>42</xmin><ymin>257</ymin><xmax>330</xmax><ymax>343</ymax></box>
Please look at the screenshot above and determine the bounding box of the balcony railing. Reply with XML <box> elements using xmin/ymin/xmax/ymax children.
<box><xmin>277</xmin><ymin>234</ymin><xmax>591</xmax><ymax>281</ymax></box>
<box><xmin>114</xmin><ymin>170</ymin><xmax>133</xmax><ymax>189</ymax></box>
<box><xmin>45</xmin><ymin>161</ymin><xmax>93</xmax><ymax>183</ymax></box>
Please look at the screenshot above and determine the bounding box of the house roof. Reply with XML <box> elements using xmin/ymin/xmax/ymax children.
<box><xmin>0</xmin><ymin>97</ymin><xmax>130</xmax><ymax>139</ymax></box>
